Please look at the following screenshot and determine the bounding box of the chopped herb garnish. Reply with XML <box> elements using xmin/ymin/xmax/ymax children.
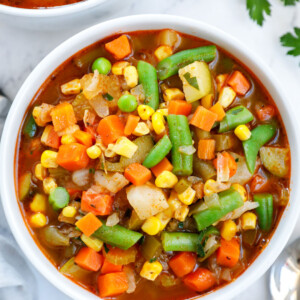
<box><xmin>235</xmin><ymin>158</ymin><xmax>239</xmax><ymax>162</ymax></box>
<box><xmin>178</xmin><ymin>222</ymin><xmax>184</xmax><ymax>229</ymax></box>
<box><xmin>103</xmin><ymin>93</ymin><xmax>114</xmax><ymax>101</ymax></box>
<box><xmin>281</xmin><ymin>0</ymin><xmax>299</xmax><ymax>5</ymax></box>
<box><xmin>89</xmin><ymin>168</ymin><xmax>95</xmax><ymax>174</ymax></box>
<box><xmin>104</xmin><ymin>244</ymin><xmax>110</xmax><ymax>253</ymax></box>
<box><xmin>149</xmin><ymin>258</ymin><xmax>157</xmax><ymax>263</ymax></box>
<box><xmin>183</xmin><ymin>72</ymin><xmax>199</xmax><ymax>90</ymax></box>
<box><xmin>246</xmin><ymin>0</ymin><xmax>271</xmax><ymax>26</ymax></box>
<box><xmin>280</xmin><ymin>28</ymin><xmax>300</xmax><ymax>57</ymax></box>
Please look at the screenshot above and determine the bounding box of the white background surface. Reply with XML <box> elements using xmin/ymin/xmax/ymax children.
<box><xmin>0</xmin><ymin>0</ymin><xmax>300</xmax><ymax>299</ymax></box>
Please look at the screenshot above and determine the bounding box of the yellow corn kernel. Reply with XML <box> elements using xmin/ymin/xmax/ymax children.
<box><xmin>61</xmin><ymin>79</ymin><xmax>81</xmax><ymax>95</ymax></box>
<box><xmin>155</xmin><ymin>171</ymin><xmax>178</xmax><ymax>188</ymax></box>
<box><xmin>112</xmin><ymin>61</ymin><xmax>130</xmax><ymax>75</ymax></box>
<box><xmin>152</xmin><ymin>112</ymin><xmax>165</xmax><ymax>135</ymax></box>
<box><xmin>178</xmin><ymin>186</ymin><xmax>196</xmax><ymax>205</ymax></box>
<box><xmin>201</xmin><ymin>94</ymin><xmax>214</xmax><ymax>109</ymax></box>
<box><xmin>159</xmin><ymin>102</ymin><xmax>168</xmax><ymax>109</ymax></box>
<box><xmin>35</xmin><ymin>163</ymin><xmax>47</xmax><ymax>181</ymax></box>
<box><xmin>140</xmin><ymin>261</ymin><xmax>163</xmax><ymax>281</ymax></box>
<box><xmin>156</xmin><ymin>207</ymin><xmax>173</xmax><ymax>231</ymax></box>
<box><xmin>81</xmin><ymin>234</ymin><xmax>103</xmax><ymax>252</ymax></box>
<box><xmin>86</xmin><ymin>145</ymin><xmax>101</xmax><ymax>159</ymax></box>
<box><xmin>124</xmin><ymin>66</ymin><xmax>138</xmax><ymax>88</ymax></box>
<box><xmin>232</xmin><ymin>183</ymin><xmax>247</xmax><ymax>202</ymax></box>
<box><xmin>43</xmin><ymin>177</ymin><xmax>57</xmax><ymax>194</ymax></box>
<box><xmin>234</xmin><ymin>125</ymin><xmax>251</xmax><ymax>141</ymax></box>
<box><xmin>216</xmin><ymin>74</ymin><xmax>228</xmax><ymax>92</ymax></box>
<box><xmin>142</xmin><ymin>216</ymin><xmax>162</xmax><ymax>235</ymax></box>
<box><xmin>218</xmin><ymin>86</ymin><xmax>236</xmax><ymax>108</ymax></box>
<box><xmin>105</xmin><ymin>144</ymin><xmax>117</xmax><ymax>158</ymax></box>
<box><xmin>174</xmin><ymin>205</ymin><xmax>189</xmax><ymax>222</ymax></box>
<box><xmin>241</xmin><ymin>212</ymin><xmax>257</xmax><ymax>230</ymax></box>
<box><xmin>61</xmin><ymin>134</ymin><xmax>76</xmax><ymax>145</ymax></box>
<box><xmin>156</xmin><ymin>108</ymin><xmax>168</xmax><ymax>116</ymax></box>
<box><xmin>30</xmin><ymin>212</ymin><xmax>47</xmax><ymax>228</ymax></box>
<box><xmin>133</xmin><ymin>122</ymin><xmax>150</xmax><ymax>136</ymax></box>
<box><xmin>221</xmin><ymin>220</ymin><xmax>237</xmax><ymax>241</ymax></box>
<box><xmin>168</xmin><ymin>198</ymin><xmax>182</xmax><ymax>213</ymax></box>
<box><xmin>30</xmin><ymin>194</ymin><xmax>47</xmax><ymax>212</ymax></box>
<box><xmin>62</xmin><ymin>206</ymin><xmax>77</xmax><ymax>218</ymax></box>
<box><xmin>163</xmin><ymin>88</ymin><xmax>185</xmax><ymax>102</ymax></box>
<box><xmin>138</xmin><ymin>105</ymin><xmax>155</xmax><ymax>120</ymax></box>
<box><xmin>204</xmin><ymin>179</ymin><xmax>217</xmax><ymax>196</ymax></box>
<box><xmin>41</xmin><ymin>150</ymin><xmax>58</xmax><ymax>168</ymax></box>
<box><xmin>154</xmin><ymin>45</ymin><xmax>173</xmax><ymax>61</ymax></box>
<box><xmin>113</xmin><ymin>137</ymin><xmax>138</xmax><ymax>158</ymax></box>
<box><xmin>41</xmin><ymin>125</ymin><xmax>54</xmax><ymax>146</ymax></box>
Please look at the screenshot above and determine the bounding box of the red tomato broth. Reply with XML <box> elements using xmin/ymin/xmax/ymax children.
<box><xmin>0</xmin><ymin>0</ymin><xmax>84</xmax><ymax>9</ymax></box>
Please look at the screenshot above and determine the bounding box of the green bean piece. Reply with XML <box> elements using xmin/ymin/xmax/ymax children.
<box><xmin>93</xmin><ymin>220</ymin><xmax>143</xmax><ymax>250</ymax></box>
<box><xmin>254</xmin><ymin>193</ymin><xmax>273</xmax><ymax>231</ymax></box>
<box><xmin>141</xmin><ymin>236</ymin><xmax>162</xmax><ymax>260</ymax></box>
<box><xmin>193</xmin><ymin>189</ymin><xmax>243</xmax><ymax>231</ymax></box>
<box><xmin>219</xmin><ymin>105</ymin><xmax>254</xmax><ymax>133</ymax></box>
<box><xmin>23</xmin><ymin>115</ymin><xmax>37</xmax><ymax>138</ymax></box>
<box><xmin>161</xmin><ymin>232</ymin><xmax>199</xmax><ymax>252</ymax></box>
<box><xmin>142</xmin><ymin>135</ymin><xmax>172</xmax><ymax>168</ymax></box>
<box><xmin>49</xmin><ymin>187</ymin><xmax>70</xmax><ymax>211</ymax></box>
<box><xmin>242</xmin><ymin>124</ymin><xmax>276</xmax><ymax>174</ymax></box>
<box><xmin>157</xmin><ymin>45</ymin><xmax>217</xmax><ymax>80</ymax></box>
<box><xmin>137</xmin><ymin>60</ymin><xmax>159</xmax><ymax>110</ymax></box>
<box><xmin>167</xmin><ymin>114</ymin><xmax>193</xmax><ymax>176</ymax></box>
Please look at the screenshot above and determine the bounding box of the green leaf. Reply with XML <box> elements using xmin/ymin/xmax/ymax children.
<box><xmin>280</xmin><ymin>28</ymin><xmax>300</xmax><ymax>56</ymax></box>
<box><xmin>246</xmin><ymin>0</ymin><xmax>271</xmax><ymax>26</ymax></box>
<box><xmin>183</xmin><ymin>72</ymin><xmax>199</xmax><ymax>90</ymax></box>
<box><xmin>103</xmin><ymin>93</ymin><xmax>113</xmax><ymax>101</ymax></box>
<box><xmin>280</xmin><ymin>0</ymin><xmax>299</xmax><ymax>5</ymax></box>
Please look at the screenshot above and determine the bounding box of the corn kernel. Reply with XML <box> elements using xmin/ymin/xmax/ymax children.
<box><xmin>61</xmin><ymin>134</ymin><xmax>76</xmax><ymax>145</ymax></box>
<box><xmin>178</xmin><ymin>186</ymin><xmax>196</xmax><ymax>205</ymax></box>
<box><xmin>201</xmin><ymin>94</ymin><xmax>214</xmax><ymax>109</ymax></box>
<box><xmin>43</xmin><ymin>177</ymin><xmax>57</xmax><ymax>194</ymax></box>
<box><xmin>156</xmin><ymin>207</ymin><xmax>173</xmax><ymax>231</ymax></box>
<box><xmin>142</xmin><ymin>216</ymin><xmax>162</xmax><ymax>235</ymax></box>
<box><xmin>204</xmin><ymin>179</ymin><xmax>217</xmax><ymax>196</ymax></box>
<box><xmin>113</xmin><ymin>137</ymin><xmax>138</xmax><ymax>158</ymax></box>
<box><xmin>133</xmin><ymin>122</ymin><xmax>150</xmax><ymax>136</ymax></box>
<box><xmin>234</xmin><ymin>125</ymin><xmax>251</xmax><ymax>141</ymax></box>
<box><xmin>155</xmin><ymin>171</ymin><xmax>178</xmax><ymax>188</ymax></box>
<box><xmin>30</xmin><ymin>212</ymin><xmax>47</xmax><ymax>228</ymax></box>
<box><xmin>124</xmin><ymin>66</ymin><xmax>138</xmax><ymax>88</ymax></box>
<box><xmin>35</xmin><ymin>163</ymin><xmax>47</xmax><ymax>181</ymax></box>
<box><xmin>154</xmin><ymin>45</ymin><xmax>173</xmax><ymax>61</ymax></box>
<box><xmin>41</xmin><ymin>125</ymin><xmax>55</xmax><ymax>146</ymax></box>
<box><xmin>218</xmin><ymin>86</ymin><xmax>236</xmax><ymax>108</ymax></box>
<box><xmin>140</xmin><ymin>261</ymin><xmax>163</xmax><ymax>281</ymax></box>
<box><xmin>232</xmin><ymin>183</ymin><xmax>247</xmax><ymax>202</ymax></box>
<box><xmin>156</xmin><ymin>108</ymin><xmax>168</xmax><ymax>116</ymax></box>
<box><xmin>61</xmin><ymin>79</ymin><xmax>81</xmax><ymax>95</ymax></box>
<box><xmin>86</xmin><ymin>145</ymin><xmax>101</xmax><ymax>159</ymax></box>
<box><xmin>152</xmin><ymin>112</ymin><xmax>165</xmax><ymax>135</ymax></box>
<box><xmin>221</xmin><ymin>220</ymin><xmax>237</xmax><ymax>241</ymax></box>
<box><xmin>62</xmin><ymin>206</ymin><xmax>77</xmax><ymax>218</ymax></box>
<box><xmin>81</xmin><ymin>234</ymin><xmax>103</xmax><ymax>252</ymax></box>
<box><xmin>159</xmin><ymin>102</ymin><xmax>168</xmax><ymax>109</ymax></box>
<box><xmin>138</xmin><ymin>105</ymin><xmax>155</xmax><ymax>120</ymax></box>
<box><xmin>163</xmin><ymin>88</ymin><xmax>185</xmax><ymax>102</ymax></box>
<box><xmin>174</xmin><ymin>205</ymin><xmax>189</xmax><ymax>222</ymax></box>
<box><xmin>105</xmin><ymin>144</ymin><xmax>117</xmax><ymax>158</ymax></box>
<box><xmin>216</xmin><ymin>74</ymin><xmax>228</xmax><ymax>92</ymax></box>
<box><xmin>30</xmin><ymin>194</ymin><xmax>47</xmax><ymax>212</ymax></box>
<box><xmin>241</xmin><ymin>212</ymin><xmax>257</xmax><ymax>230</ymax></box>
<box><xmin>41</xmin><ymin>150</ymin><xmax>58</xmax><ymax>168</ymax></box>
<box><xmin>112</xmin><ymin>61</ymin><xmax>130</xmax><ymax>75</ymax></box>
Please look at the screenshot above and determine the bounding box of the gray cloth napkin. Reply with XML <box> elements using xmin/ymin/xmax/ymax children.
<box><xmin>0</xmin><ymin>94</ymin><xmax>36</xmax><ymax>300</ymax></box>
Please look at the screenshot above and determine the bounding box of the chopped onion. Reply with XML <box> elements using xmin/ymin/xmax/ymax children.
<box><xmin>204</xmin><ymin>193</ymin><xmax>220</xmax><ymax>208</ymax></box>
<box><xmin>94</xmin><ymin>171</ymin><xmax>129</xmax><ymax>193</ymax></box>
<box><xmin>89</xmin><ymin>95</ymin><xmax>109</xmax><ymax>118</ymax></box>
<box><xmin>72</xmin><ymin>169</ymin><xmax>90</xmax><ymax>187</ymax></box>
<box><xmin>204</xmin><ymin>235</ymin><xmax>218</xmax><ymax>252</ymax></box>
<box><xmin>178</xmin><ymin>145</ymin><xmax>196</xmax><ymax>155</ymax></box>
<box><xmin>187</xmin><ymin>176</ymin><xmax>202</xmax><ymax>184</ymax></box>
<box><xmin>130</xmin><ymin>84</ymin><xmax>145</xmax><ymax>104</ymax></box>
<box><xmin>83</xmin><ymin>109</ymin><xmax>96</xmax><ymax>128</ymax></box>
<box><xmin>207</xmin><ymin>181</ymin><xmax>231</xmax><ymax>194</ymax></box>
<box><xmin>124</xmin><ymin>266</ymin><xmax>136</xmax><ymax>294</ymax></box>
<box><xmin>220</xmin><ymin>201</ymin><xmax>259</xmax><ymax>222</ymax></box>
<box><xmin>221</xmin><ymin>269</ymin><xmax>232</xmax><ymax>282</ymax></box>
<box><xmin>106</xmin><ymin>213</ymin><xmax>120</xmax><ymax>227</ymax></box>
<box><xmin>188</xmin><ymin>201</ymin><xmax>208</xmax><ymax>216</ymax></box>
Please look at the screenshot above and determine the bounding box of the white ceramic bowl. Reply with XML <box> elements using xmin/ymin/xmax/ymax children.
<box><xmin>1</xmin><ymin>14</ymin><xmax>300</xmax><ymax>300</ymax></box>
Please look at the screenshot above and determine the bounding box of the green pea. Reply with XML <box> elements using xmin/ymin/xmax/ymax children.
<box><xmin>92</xmin><ymin>57</ymin><xmax>111</xmax><ymax>75</ymax></box>
<box><xmin>118</xmin><ymin>95</ymin><xmax>138</xmax><ymax>112</ymax></box>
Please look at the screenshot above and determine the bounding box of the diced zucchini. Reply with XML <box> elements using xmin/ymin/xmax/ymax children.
<box><xmin>19</xmin><ymin>172</ymin><xmax>32</xmax><ymax>201</ymax></box>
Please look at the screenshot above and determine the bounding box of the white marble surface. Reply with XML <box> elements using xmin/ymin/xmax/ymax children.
<box><xmin>1</xmin><ymin>0</ymin><xmax>300</xmax><ymax>299</ymax></box>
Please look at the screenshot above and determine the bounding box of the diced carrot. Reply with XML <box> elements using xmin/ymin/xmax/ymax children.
<box><xmin>209</xmin><ymin>102</ymin><xmax>225</xmax><ymax>121</ymax></box>
<box><xmin>81</xmin><ymin>192</ymin><xmax>113</xmax><ymax>216</ymax></box>
<box><xmin>124</xmin><ymin>115</ymin><xmax>140</xmax><ymax>136</ymax></box>
<box><xmin>189</xmin><ymin>106</ymin><xmax>218</xmax><ymax>132</ymax></box>
<box><xmin>213</xmin><ymin>152</ymin><xmax>237</xmax><ymax>177</ymax></box>
<box><xmin>198</xmin><ymin>139</ymin><xmax>216</xmax><ymax>160</ymax></box>
<box><xmin>97</xmin><ymin>115</ymin><xmax>125</xmax><ymax>146</ymax></box>
<box><xmin>84</xmin><ymin>126</ymin><xmax>97</xmax><ymax>140</ymax></box>
<box><xmin>168</xmin><ymin>100</ymin><xmax>192</xmax><ymax>116</ymax></box>
<box><xmin>101</xmin><ymin>258</ymin><xmax>123</xmax><ymax>274</ymax></box>
<box><xmin>66</xmin><ymin>188</ymin><xmax>81</xmax><ymax>196</ymax></box>
<box><xmin>124</xmin><ymin>163</ymin><xmax>152</xmax><ymax>186</ymax></box>
<box><xmin>105</xmin><ymin>35</ymin><xmax>132</xmax><ymax>60</ymax></box>
<box><xmin>73</xmin><ymin>130</ymin><xmax>93</xmax><ymax>147</ymax></box>
<box><xmin>50</xmin><ymin>102</ymin><xmax>77</xmax><ymax>132</ymax></box>
<box><xmin>169</xmin><ymin>252</ymin><xmax>196</xmax><ymax>278</ymax></box>
<box><xmin>41</xmin><ymin>125</ymin><xmax>60</xmax><ymax>149</ymax></box>
<box><xmin>75</xmin><ymin>212</ymin><xmax>102</xmax><ymax>237</ymax></box>
<box><xmin>227</xmin><ymin>70</ymin><xmax>251</xmax><ymax>95</ymax></box>
<box><xmin>98</xmin><ymin>272</ymin><xmax>129</xmax><ymax>298</ymax></box>
<box><xmin>151</xmin><ymin>157</ymin><xmax>173</xmax><ymax>177</ymax></box>
<box><xmin>250</xmin><ymin>174</ymin><xmax>268</xmax><ymax>192</ymax></box>
<box><xmin>75</xmin><ymin>247</ymin><xmax>103</xmax><ymax>272</ymax></box>
<box><xmin>57</xmin><ymin>143</ymin><xmax>90</xmax><ymax>171</ymax></box>
<box><xmin>183</xmin><ymin>268</ymin><xmax>216</xmax><ymax>293</ymax></box>
<box><xmin>216</xmin><ymin>238</ymin><xmax>240</xmax><ymax>268</ymax></box>
<box><xmin>256</xmin><ymin>105</ymin><xmax>276</xmax><ymax>121</ymax></box>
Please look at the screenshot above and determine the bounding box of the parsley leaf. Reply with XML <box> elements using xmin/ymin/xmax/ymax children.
<box><xmin>183</xmin><ymin>72</ymin><xmax>199</xmax><ymax>90</ymax></box>
<box><xmin>281</xmin><ymin>28</ymin><xmax>300</xmax><ymax>56</ymax></box>
<box><xmin>280</xmin><ymin>0</ymin><xmax>299</xmax><ymax>5</ymax></box>
<box><xmin>246</xmin><ymin>0</ymin><xmax>271</xmax><ymax>26</ymax></box>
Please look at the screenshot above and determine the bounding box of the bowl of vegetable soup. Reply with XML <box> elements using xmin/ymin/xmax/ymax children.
<box><xmin>1</xmin><ymin>14</ymin><xmax>299</xmax><ymax>300</ymax></box>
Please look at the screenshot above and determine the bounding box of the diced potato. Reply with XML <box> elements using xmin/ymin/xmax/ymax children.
<box><xmin>154</xmin><ymin>45</ymin><xmax>173</xmax><ymax>61</ymax></box>
<box><xmin>218</xmin><ymin>86</ymin><xmax>236</xmax><ymax>108</ymax></box>
<box><xmin>157</xmin><ymin>29</ymin><xmax>180</xmax><ymax>48</ymax></box>
<box><xmin>260</xmin><ymin>147</ymin><xmax>289</xmax><ymax>177</ymax></box>
<box><xmin>94</xmin><ymin>171</ymin><xmax>129</xmax><ymax>193</ymax></box>
<box><xmin>179</xmin><ymin>61</ymin><xmax>212</xmax><ymax>103</ymax></box>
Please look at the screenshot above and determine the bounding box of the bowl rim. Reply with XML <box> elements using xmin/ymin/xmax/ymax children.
<box><xmin>1</xmin><ymin>14</ymin><xmax>300</xmax><ymax>300</ymax></box>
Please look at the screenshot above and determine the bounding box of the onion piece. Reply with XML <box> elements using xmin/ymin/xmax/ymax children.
<box><xmin>204</xmin><ymin>193</ymin><xmax>220</xmax><ymax>208</ymax></box>
<box><xmin>179</xmin><ymin>145</ymin><xmax>196</xmax><ymax>155</ymax></box>
<box><xmin>221</xmin><ymin>269</ymin><xmax>232</xmax><ymax>282</ymax></box>
<box><xmin>204</xmin><ymin>235</ymin><xmax>219</xmax><ymax>252</ymax></box>
<box><xmin>220</xmin><ymin>201</ymin><xmax>259</xmax><ymax>222</ymax></box>
<box><xmin>124</xmin><ymin>266</ymin><xmax>136</xmax><ymax>294</ymax></box>
<box><xmin>72</xmin><ymin>169</ymin><xmax>90</xmax><ymax>187</ymax></box>
<box><xmin>89</xmin><ymin>95</ymin><xmax>109</xmax><ymax>118</ymax></box>
<box><xmin>106</xmin><ymin>212</ymin><xmax>120</xmax><ymax>227</ymax></box>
